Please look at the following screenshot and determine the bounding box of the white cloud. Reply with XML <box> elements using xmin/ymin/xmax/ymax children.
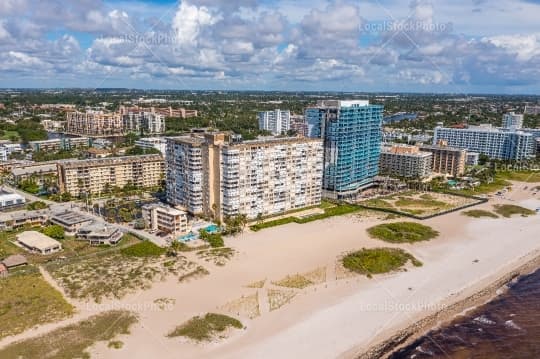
<box><xmin>172</xmin><ymin>1</ymin><xmax>217</xmax><ymax>46</ymax></box>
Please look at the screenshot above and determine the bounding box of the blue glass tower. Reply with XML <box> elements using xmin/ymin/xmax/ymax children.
<box><xmin>306</xmin><ymin>100</ymin><xmax>383</xmax><ymax>198</ymax></box>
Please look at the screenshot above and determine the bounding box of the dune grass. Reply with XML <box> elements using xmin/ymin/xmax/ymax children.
<box><xmin>0</xmin><ymin>272</ymin><xmax>74</xmax><ymax>340</ymax></box>
<box><xmin>272</xmin><ymin>274</ymin><xmax>313</xmax><ymax>289</ymax></box>
<box><xmin>342</xmin><ymin>248</ymin><xmax>422</xmax><ymax>277</ymax></box>
<box><xmin>0</xmin><ymin>310</ymin><xmax>137</xmax><ymax>359</ymax></box>
<box><xmin>167</xmin><ymin>313</ymin><xmax>242</xmax><ymax>341</ymax></box>
<box><xmin>367</xmin><ymin>222</ymin><xmax>439</xmax><ymax>243</ymax></box>
<box><xmin>493</xmin><ymin>204</ymin><xmax>536</xmax><ymax>218</ymax></box>
<box><xmin>462</xmin><ymin>209</ymin><xmax>499</xmax><ymax>218</ymax></box>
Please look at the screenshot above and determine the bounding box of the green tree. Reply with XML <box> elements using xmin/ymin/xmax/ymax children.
<box><xmin>42</xmin><ymin>225</ymin><xmax>65</xmax><ymax>240</ymax></box>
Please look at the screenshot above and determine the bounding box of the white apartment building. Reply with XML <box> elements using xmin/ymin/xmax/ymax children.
<box><xmin>166</xmin><ymin>132</ymin><xmax>324</xmax><ymax>221</ymax></box>
<box><xmin>502</xmin><ymin>112</ymin><xmax>524</xmax><ymax>129</ymax></box>
<box><xmin>433</xmin><ymin>125</ymin><xmax>535</xmax><ymax>161</ymax></box>
<box><xmin>379</xmin><ymin>145</ymin><xmax>433</xmax><ymax>179</ymax></box>
<box><xmin>135</xmin><ymin>137</ymin><xmax>167</xmax><ymax>157</ymax></box>
<box><xmin>258</xmin><ymin>109</ymin><xmax>291</xmax><ymax>135</ymax></box>
<box><xmin>142</xmin><ymin>203</ymin><xmax>188</xmax><ymax>235</ymax></box>
<box><xmin>122</xmin><ymin>110</ymin><xmax>165</xmax><ymax>134</ymax></box>
<box><xmin>57</xmin><ymin>155</ymin><xmax>164</xmax><ymax>196</ymax></box>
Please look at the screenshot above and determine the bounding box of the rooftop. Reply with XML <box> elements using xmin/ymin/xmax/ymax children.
<box><xmin>1</xmin><ymin>254</ymin><xmax>28</xmax><ymax>268</ymax></box>
<box><xmin>58</xmin><ymin>154</ymin><xmax>163</xmax><ymax>168</ymax></box>
<box><xmin>51</xmin><ymin>211</ymin><xmax>93</xmax><ymax>226</ymax></box>
<box><xmin>17</xmin><ymin>231</ymin><xmax>61</xmax><ymax>251</ymax></box>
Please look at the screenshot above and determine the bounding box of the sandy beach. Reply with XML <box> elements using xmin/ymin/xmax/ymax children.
<box><xmin>1</xmin><ymin>184</ymin><xmax>539</xmax><ymax>359</ymax></box>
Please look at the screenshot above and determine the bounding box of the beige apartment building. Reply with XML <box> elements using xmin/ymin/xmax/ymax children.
<box><xmin>420</xmin><ymin>140</ymin><xmax>467</xmax><ymax>177</ymax></box>
<box><xmin>57</xmin><ymin>155</ymin><xmax>164</xmax><ymax>196</ymax></box>
<box><xmin>379</xmin><ymin>145</ymin><xmax>433</xmax><ymax>179</ymax></box>
<box><xmin>66</xmin><ymin>111</ymin><xmax>124</xmax><ymax>137</ymax></box>
<box><xmin>142</xmin><ymin>203</ymin><xmax>189</xmax><ymax>235</ymax></box>
<box><xmin>166</xmin><ymin>132</ymin><xmax>324</xmax><ymax>221</ymax></box>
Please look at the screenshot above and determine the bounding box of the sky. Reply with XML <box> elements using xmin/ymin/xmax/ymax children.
<box><xmin>0</xmin><ymin>0</ymin><xmax>540</xmax><ymax>94</ymax></box>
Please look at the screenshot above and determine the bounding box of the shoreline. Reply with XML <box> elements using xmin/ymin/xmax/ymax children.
<box><xmin>356</xmin><ymin>249</ymin><xmax>540</xmax><ymax>359</ymax></box>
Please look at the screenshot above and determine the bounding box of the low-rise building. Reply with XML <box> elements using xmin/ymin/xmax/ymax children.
<box><xmin>0</xmin><ymin>190</ymin><xmax>26</xmax><ymax>211</ymax></box>
<box><xmin>85</xmin><ymin>147</ymin><xmax>112</xmax><ymax>159</ymax></box>
<box><xmin>57</xmin><ymin>155</ymin><xmax>165</xmax><ymax>196</ymax></box>
<box><xmin>0</xmin><ymin>263</ymin><xmax>7</xmax><ymax>278</ymax></box>
<box><xmin>50</xmin><ymin>211</ymin><xmax>94</xmax><ymax>235</ymax></box>
<box><xmin>16</xmin><ymin>231</ymin><xmax>62</xmax><ymax>255</ymax></box>
<box><xmin>142</xmin><ymin>203</ymin><xmax>188</xmax><ymax>235</ymax></box>
<box><xmin>29</xmin><ymin>137</ymin><xmax>91</xmax><ymax>152</ymax></box>
<box><xmin>379</xmin><ymin>145</ymin><xmax>432</xmax><ymax>179</ymax></box>
<box><xmin>1</xmin><ymin>254</ymin><xmax>28</xmax><ymax>269</ymax></box>
<box><xmin>0</xmin><ymin>210</ymin><xmax>49</xmax><ymax>231</ymax></box>
<box><xmin>76</xmin><ymin>222</ymin><xmax>123</xmax><ymax>245</ymax></box>
<box><xmin>9</xmin><ymin>162</ymin><xmax>58</xmax><ymax>185</ymax></box>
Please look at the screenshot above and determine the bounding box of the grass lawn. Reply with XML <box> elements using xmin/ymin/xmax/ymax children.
<box><xmin>250</xmin><ymin>202</ymin><xmax>361</xmax><ymax>232</ymax></box>
<box><xmin>367</xmin><ymin>222</ymin><xmax>439</xmax><ymax>243</ymax></box>
<box><xmin>1</xmin><ymin>230</ymin><xmax>140</xmax><ymax>265</ymax></box>
<box><xmin>0</xmin><ymin>310</ymin><xmax>138</xmax><ymax>359</ymax></box>
<box><xmin>0</xmin><ymin>272</ymin><xmax>74</xmax><ymax>340</ymax></box>
<box><xmin>493</xmin><ymin>204</ymin><xmax>536</xmax><ymax>218</ymax></box>
<box><xmin>167</xmin><ymin>313</ymin><xmax>242</xmax><ymax>341</ymax></box>
<box><xmin>342</xmin><ymin>248</ymin><xmax>422</xmax><ymax>277</ymax></box>
<box><xmin>498</xmin><ymin>171</ymin><xmax>540</xmax><ymax>183</ymax></box>
<box><xmin>462</xmin><ymin>209</ymin><xmax>499</xmax><ymax>218</ymax></box>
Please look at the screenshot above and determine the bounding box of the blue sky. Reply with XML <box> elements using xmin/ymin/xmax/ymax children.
<box><xmin>0</xmin><ymin>0</ymin><xmax>539</xmax><ymax>93</ymax></box>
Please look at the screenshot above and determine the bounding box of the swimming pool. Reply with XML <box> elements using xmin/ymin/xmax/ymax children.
<box><xmin>205</xmin><ymin>224</ymin><xmax>220</xmax><ymax>234</ymax></box>
<box><xmin>178</xmin><ymin>232</ymin><xmax>197</xmax><ymax>242</ymax></box>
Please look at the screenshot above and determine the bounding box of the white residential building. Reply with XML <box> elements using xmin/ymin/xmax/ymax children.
<box><xmin>166</xmin><ymin>132</ymin><xmax>324</xmax><ymax>221</ymax></box>
<box><xmin>433</xmin><ymin>125</ymin><xmax>535</xmax><ymax>161</ymax></box>
<box><xmin>502</xmin><ymin>112</ymin><xmax>524</xmax><ymax>129</ymax></box>
<box><xmin>135</xmin><ymin>137</ymin><xmax>167</xmax><ymax>157</ymax></box>
<box><xmin>258</xmin><ymin>109</ymin><xmax>291</xmax><ymax>135</ymax></box>
<box><xmin>142</xmin><ymin>203</ymin><xmax>188</xmax><ymax>235</ymax></box>
<box><xmin>0</xmin><ymin>191</ymin><xmax>26</xmax><ymax>210</ymax></box>
<box><xmin>122</xmin><ymin>110</ymin><xmax>165</xmax><ymax>134</ymax></box>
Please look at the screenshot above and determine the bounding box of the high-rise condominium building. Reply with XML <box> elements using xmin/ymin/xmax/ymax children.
<box><xmin>379</xmin><ymin>145</ymin><xmax>432</xmax><ymax>179</ymax></box>
<box><xmin>66</xmin><ymin>111</ymin><xmax>124</xmax><ymax>137</ymax></box>
<box><xmin>290</xmin><ymin>115</ymin><xmax>308</xmax><ymax>137</ymax></box>
<box><xmin>433</xmin><ymin>125</ymin><xmax>535</xmax><ymax>161</ymax></box>
<box><xmin>420</xmin><ymin>141</ymin><xmax>467</xmax><ymax>177</ymax></box>
<box><xmin>57</xmin><ymin>155</ymin><xmax>164</xmax><ymax>196</ymax></box>
<box><xmin>166</xmin><ymin>132</ymin><xmax>323</xmax><ymax>221</ymax></box>
<box><xmin>120</xmin><ymin>106</ymin><xmax>166</xmax><ymax>134</ymax></box>
<box><xmin>305</xmin><ymin>100</ymin><xmax>384</xmax><ymax>198</ymax></box>
<box><xmin>258</xmin><ymin>109</ymin><xmax>291</xmax><ymax>135</ymax></box>
<box><xmin>502</xmin><ymin>112</ymin><xmax>524</xmax><ymax>129</ymax></box>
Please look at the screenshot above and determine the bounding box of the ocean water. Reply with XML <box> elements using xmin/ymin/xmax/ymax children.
<box><xmin>390</xmin><ymin>268</ymin><xmax>540</xmax><ymax>359</ymax></box>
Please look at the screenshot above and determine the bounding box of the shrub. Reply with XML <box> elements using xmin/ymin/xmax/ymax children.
<box><xmin>120</xmin><ymin>241</ymin><xmax>165</xmax><ymax>257</ymax></box>
<box><xmin>167</xmin><ymin>313</ymin><xmax>242</xmax><ymax>341</ymax></box>
<box><xmin>493</xmin><ymin>204</ymin><xmax>536</xmax><ymax>218</ymax></box>
<box><xmin>41</xmin><ymin>225</ymin><xmax>65</xmax><ymax>240</ymax></box>
<box><xmin>342</xmin><ymin>248</ymin><xmax>422</xmax><ymax>276</ymax></box>
<box><xmin>367</xmin><ymin>222</ymin><xmax>439</xmax><ymax>243</ymax></box>
<box><xmin>462</xmin><ymin>210</ymin><xmax>498</xmax><ymax>218</ymax></box>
